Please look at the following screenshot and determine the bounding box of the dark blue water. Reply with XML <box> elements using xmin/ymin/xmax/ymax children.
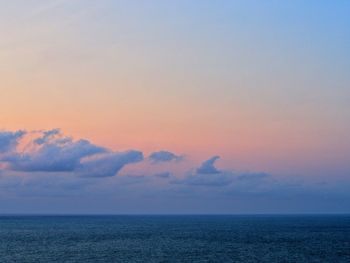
<box><xmin>0</xmin><ymin>215</ymin><xmax>349</xmax><ymax>262</ymax></box>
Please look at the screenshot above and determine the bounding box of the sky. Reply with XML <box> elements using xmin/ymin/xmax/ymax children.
<box><xmin>0</xmin><ymin>0</ymin><xmax>349</xmax><ymax>214</ymax></box>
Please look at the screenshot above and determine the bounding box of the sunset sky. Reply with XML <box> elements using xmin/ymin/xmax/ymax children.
<box><xmin>0</xmin><ymin>1</ymin><xmax>349</xmax><ymax>214</ymax></box>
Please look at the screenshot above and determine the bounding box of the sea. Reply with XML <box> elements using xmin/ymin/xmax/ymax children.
<box><xmin>0</xmin><ymin>215</ymin><xmax>349</xmax><ymax>262</ymax></box>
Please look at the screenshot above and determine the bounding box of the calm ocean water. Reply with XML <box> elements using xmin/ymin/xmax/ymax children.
<box><xmin>0</xmin><ymin>215</ymin><xmax>349</xmax><ymax>262</ymax></box>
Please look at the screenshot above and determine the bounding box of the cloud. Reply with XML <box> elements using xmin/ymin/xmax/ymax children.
<box><xmin>171</xmin><ymin>156</ymin><xmax>232</xmax><ymax>186</ymax></box>
<box><xmin>7</xmin><ymin>134</ymin><xmax>107</xmax><ymax>172</ymax></box>
<box><xmin>154</xmin><ymin>172</ymin><xmax>172</xmax><ymax>178</ymax></box>
<box><xmin>196</xmin><ymin>156</ymin><xmax>221</xmax><ymax>174</ymax></box>
<box><xmin>0</xmin><ymin>129</ymin><xmax>143</xmax><ymax>177</ymax></box>
<box><xmin>173</xmin><ymin>156</ymin><xmax>271</xmax><ymax>187</ymax></box>
<box><xmin>77</xmin><ymin>151</ymin><xmax>143</xmax><ymax>177</ymax></box>
<box><xmin>237</xmin><ymin>172</ymin><xmax>270</xmax><ymax>181</ymax></box>
<box><xmin>173</xmin><ymin>171</ymin><xmax>233</xmax><ymax>187</ymax></box>
<box><xmin>0</xmin><ymin>130</ymin><xmax>349</xmax><ymax>214</ymax></box>
<box><xmin>0</xmin><ymin>130</ymin><xmax>26</xmax><ymax>153</ymax></box>
<box><xmin>149</xmin><ymin>151</ymin><xmax>183</xmax><ymax>163</ymax></box>
<box><xmin>33</xmin><ymin>128</ymin><xmax>61</xmax><ymax>145</ymax></box>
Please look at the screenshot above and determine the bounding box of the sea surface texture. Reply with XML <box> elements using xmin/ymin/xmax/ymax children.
<box><xmin>0</xmin><ymin>215</ymin><xmax>349</xmax><ymax>262</ymax></box>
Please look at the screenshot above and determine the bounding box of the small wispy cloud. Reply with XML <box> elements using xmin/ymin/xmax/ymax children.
<box><xmin>149</xmin><ymin>150</ymin><xmax>183</xmax><ymax>163</ymax></box>
<box><xmin>196</xmin><ymin>156</ymin><xmax>221</xmax><ymax>174</ymax></box>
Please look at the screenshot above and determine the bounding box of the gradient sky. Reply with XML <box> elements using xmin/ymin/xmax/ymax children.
<box><xmin>0</xmin><ymin>1</ymin><xmax>349</xmax><ymax>214</ymax></box>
